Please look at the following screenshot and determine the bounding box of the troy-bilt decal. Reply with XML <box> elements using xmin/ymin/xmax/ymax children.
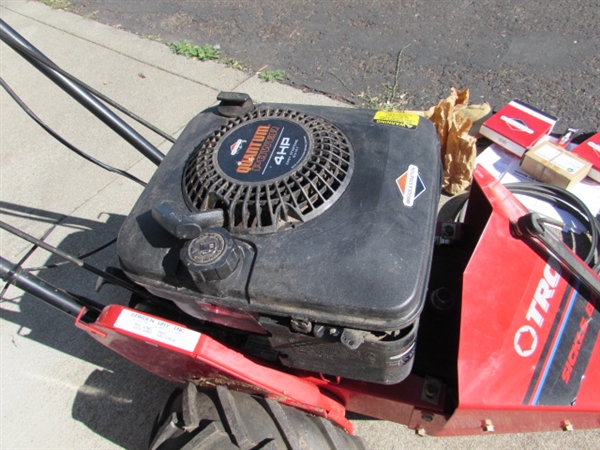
<box><xmin>373</xmin><ymin>111</ymin><xmax>420</xmax><ymax>129</ymax></box>
<box><xmin>514</xmin><ymin>325</ymin><xmax>538</xmax><ymax>357</ymax></box>
<box><xmin>500</xmin><ymin>115</ymin><xmax>534</xmax><ymax>134</ymax></box>
<box><xmin>522</xmin><ymin>280</ymin><xmax>600</xmax><ymax>406</ymax></box>
<box><xmin>562</xmin><ymin>300</ymin><xmax>595</xmax><ymax>384</ymax></box>
<box><xmin>230</xmin><ymin>139</ymin><xmax>247</xmax><ymax>155</ymax></box>
<box><xmin>114</xmin><ymin>309</ymin><xmax>201</xmax><ymax>352</ymax></box>
<box><xmin>513</xmin><ymin>261</ymin><xmax>562</xmax><ymax>358</ymax></box>
<box><xmin>396</xmin><ymin>165</ymin><xmax>426</xmax><ymax>207</ymax></box>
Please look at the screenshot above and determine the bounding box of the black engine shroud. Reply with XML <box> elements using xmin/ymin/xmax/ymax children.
<box><xmin>118</xmin><ymin>97</ymin><xmax>441</xmax><ymax>384</ymax></box>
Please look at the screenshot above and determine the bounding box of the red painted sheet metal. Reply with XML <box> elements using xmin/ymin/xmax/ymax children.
<box><xmin>76</xmin><ymin>305</ymin><xmax>353</xmax><ymax>434</ymax></box>
<box><xmin>305</xmin><ymin>373</ymin><xmax>449</xmax><ymax>434</ymax></box>
<box><xmin>442</xmin><ymin>167</ymin><xmax>600</xmax><ymax>435</ymax></box>
<box><xmin>73</xmin><ymin>166</ymin><xmax>598</xmax><ymax>437</ymax></box>
<box><xmin>439</xmin><ymin>408</ymin><xmax>599</xmax><ymax>436</ymax></box>
<box><xmin>577</xmin><ymin>333</ymin><xmax>600</xmax><ymax>409</ymax></box>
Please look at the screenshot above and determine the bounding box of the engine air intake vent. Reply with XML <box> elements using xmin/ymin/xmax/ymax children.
<box><xmin>182</xmin><ymin>108</ymin><xmax>354</xmax><ymax>234</ymax></box>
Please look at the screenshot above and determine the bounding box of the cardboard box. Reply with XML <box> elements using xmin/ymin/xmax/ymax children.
<box><xmin>520</xmin><ymin>142</ymin><xmax>592</xmax><ymax>189</ymax></box>
<box><xmin>480</xmin><ymin>100</ymin><xmax>557</xmax><ymax>157</ymax></box>
<box><xmin>571</xmin><ymin>132</ymin><xmax>600</xmax><ymax>183</ymax></box>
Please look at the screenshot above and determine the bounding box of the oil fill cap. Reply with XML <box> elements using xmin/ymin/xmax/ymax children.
<box><xmin>180</xmin><ymin>228</ymin><xmax>241</xmax><ymax>283</ymax></box>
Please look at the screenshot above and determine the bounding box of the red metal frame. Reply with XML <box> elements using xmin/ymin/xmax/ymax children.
<box><xmin>440</xmin><ymin>167</ymin><xmax>600</xmax><ymax>435</ymax></box>
<box><xmin>76</xmin><ymin>305</ymin><xmax>353</xmax><ymax>433</ymax></box>
<box><xmin>76</xmin><ymin>166</ymin><xmax>599</xmax><ymax>436</ymax></box>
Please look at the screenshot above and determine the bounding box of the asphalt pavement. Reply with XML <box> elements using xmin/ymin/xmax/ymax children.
<box><xmin>66</xmin><ymin>0</ymin><xmax>600</xmax><ymax>134</ymax></box>
<box><xmin>0</xmin><ymin>1</ymin><xmax>598</xmax><ymax>449</ymax></box>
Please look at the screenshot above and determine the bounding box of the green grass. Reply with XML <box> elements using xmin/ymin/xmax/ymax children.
<box><xmin>168</xmin><ymin>40</ymin><xmax>220</xmax><ymax>61</ymax></box>
<box><xmin>258</xmin><ymin>70</ymin><xmax>285</xmax><ymax>82</ymax></box>
<box><xmin>223</xmin><ymin>58</ymin><xmax>247</xmax><ymax>71</ymax></box>
<box><xmin>83</xmin><ymin>10</ymin><xmax>99</xmax><ymax>20</ymax></box>
<box><xmin>139</xmin><ymin>33</ymin><xmax>162</xmax><ymax>42</ymax></box>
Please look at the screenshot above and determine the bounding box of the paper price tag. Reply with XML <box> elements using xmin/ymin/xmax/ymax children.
<box><xmin>114</xmin><ymin>309</ymin><xmax>201</xmax><ymax>352</ymax></box>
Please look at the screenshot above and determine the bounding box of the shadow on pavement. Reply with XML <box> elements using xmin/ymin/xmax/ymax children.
<box><xmin>0</xmin><ymin>202</ymin><xmax>176</xmax><ymax>449</ymax></box>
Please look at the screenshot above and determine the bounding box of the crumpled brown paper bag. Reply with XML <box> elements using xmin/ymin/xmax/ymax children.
<box><xmin>425</xmin><ymin>88</ymin><xmax>479</xmax><ymax>195</ymax></box>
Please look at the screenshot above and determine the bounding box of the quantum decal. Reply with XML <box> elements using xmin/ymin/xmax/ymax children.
<box><xmin>217</xmin><ymin>119</ymin><xmax>310</xmax><ymax>183</ymax></box>
<box><xmin>237</xmin><ymin>125</ymin><xmax>273</xmax><ymax>173</ymax></box>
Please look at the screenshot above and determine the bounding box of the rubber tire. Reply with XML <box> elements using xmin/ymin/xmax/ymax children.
<box><xmin>149</xmin><ymin>383</ymin><xmax>368</xmax><ymax>450</ymax></box>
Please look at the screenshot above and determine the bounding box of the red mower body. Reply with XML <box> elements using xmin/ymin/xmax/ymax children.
<box><xmin>77</xmin><ymin>166</ymin><xmax>600</xmax><ymax>436</ymax></box>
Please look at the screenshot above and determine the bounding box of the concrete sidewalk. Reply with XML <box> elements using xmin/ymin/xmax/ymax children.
<box><xmin>0</xmin><ymin>1</ymin><xmax>597</xmax><ymax>449</ymax></box>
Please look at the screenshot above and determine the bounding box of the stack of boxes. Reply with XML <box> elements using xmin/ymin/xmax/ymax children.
<box><xmin>571</xmin><ymin>133</ymin><xmax>600</xmax><ymax>183</ymax></box>
<box><xmin>479</xmin><ymin>100</ymin><xmax>598</xmax><ymax>188</ymax></box>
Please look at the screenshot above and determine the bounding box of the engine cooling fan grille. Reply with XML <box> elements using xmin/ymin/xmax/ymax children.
<box><xmin>182</xmin><ymin>108</ymin><xmax>354</xmax><ymax>234</ymax></box>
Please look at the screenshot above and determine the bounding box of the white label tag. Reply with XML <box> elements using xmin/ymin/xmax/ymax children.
<box><xmin>552</xmin><ymin>153</ymin><xmax>585</xmax><ymax>173</ymax></box>
<box><xmin>114</xmin><ymin>309</ymin><xmax>201</xmax><ymax>352</ymax></box>
<box><xmin>535</xmin><ymin>144</ymin><xmax>585</xmax><ymax>173</ymax></box>
<box><xmin>535</xmin><ymin>143</ymin><xmax>561</xmax><ymax>161</ymax></box>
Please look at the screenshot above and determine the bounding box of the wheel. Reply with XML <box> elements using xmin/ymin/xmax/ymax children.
<box><xmin>149</xmin><ymin>383</ymin><xmax>368</xmax><ymax>450</ymax></box>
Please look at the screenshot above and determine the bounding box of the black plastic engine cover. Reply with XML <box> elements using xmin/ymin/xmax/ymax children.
<box><xmin>118</xmin><ymin>102</ymin><xmax>441</xmax><ymax>332</ymax></box>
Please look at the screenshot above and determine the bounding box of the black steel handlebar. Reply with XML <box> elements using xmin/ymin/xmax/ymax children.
<box><xmin>0</xmin><ymin>18</ymin><xmax>165</xmax><ymax>166</ymax></box>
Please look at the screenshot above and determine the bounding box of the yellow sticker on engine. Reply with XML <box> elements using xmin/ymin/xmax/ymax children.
<box><xmin>373</xmin><ymin>111</ymin><xmax>420</xmax><ymax>129</ymax></box>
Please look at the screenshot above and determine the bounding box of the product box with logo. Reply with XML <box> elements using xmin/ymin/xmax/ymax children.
<box><xmin>571</xmin><ymin>132</ymin><xmax>600</xmax><ymax>183</ymax></box>
<box><xmin>479</xmin><ymin>100</ymin><xmax>558</xmax><ymax>157</ymax></box>
<box><xmin>520</xmin><ymin>141</ymin><xmax>592</xmax><ymax>189</ymax></box>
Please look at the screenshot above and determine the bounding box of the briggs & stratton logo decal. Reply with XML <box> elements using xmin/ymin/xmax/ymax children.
<box><xmin>396</xmin><ymin>165</ymin><xmax>426</xmax><ymax>207</ymax></box>
<box><xmin>500</xmin><ymin>115</ymin><xmax>534</xmax><ymax>134</ymax></box>
<box><xmin>230</xmin><ymin>139</ymin><xmax>247</xmax><ymax>155</ymax></box>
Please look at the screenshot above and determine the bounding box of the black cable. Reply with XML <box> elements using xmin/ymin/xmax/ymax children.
<box><xmin>0</xmin><ymin>225</ymin><xmax>56</xmax><ymax>300</ymax></box>
<box><xmin>0</xmin><ymin>256</ymin><xmax>105</xmax><ymax>315</ymax></box>
<box><xmin>25</xmin><ymin>238</ymin><xmax>117</xmax><ymax>272</ymax></box>
<box><xmin>1</xmin><ymin>33</ymin><xmax>175</xmax><ymax>144</ymax></box>
<box><xmin>0</xmin><ymin>76</ymin><xmax>147</xmax><ymax>187</ymax></box>
<box><xmin>0</xmin><ymin>219</ymin><xmax>153</xmax><ymax>299</ymax></box>
<box><xmin>507</xmin><ymin>183</ymin><xmax>599</xmax><ymax>255</ymax></box>
<box><xmin>505</xmin><ymin>182</ymin><xmax>600</xmax><ymax>272</ymax></box>
<box><xmin>0</xmin><ymin>20</ymin><xmax>164</xmax><ymax>166</ymax></box>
